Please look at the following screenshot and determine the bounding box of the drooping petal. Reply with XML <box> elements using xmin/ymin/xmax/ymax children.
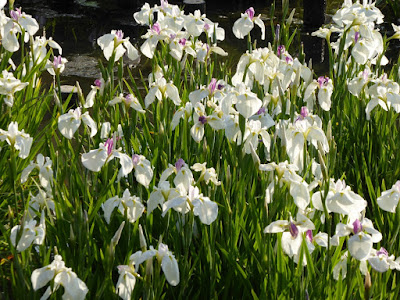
<box><xmin>2</xmin><ymin>29</ymin><xmax>20</xmax><ymax>53</ymax></box>
<box><xmin>327</xmin><ymin>191</ymin><xmax>367</xmax><ymax>216</ymax></box>
<box><xmin>81</xmin><ymin>148</ymin><xmax>108</xmax><ymax>172</ymax></box>
<box><xmin>116</xmin><ymin>271</ymin><xmax>136</xmax><ymax>300</ymax></box>
<box><xmin>103</xmin><ymin>196</ymin><xmax>120</xmax><ymax>224</ymax></box>
<box><xmin>123</xmin><ymin>40</ymin><xmax>140</xmax><ymax>61</ymax></box>
<box><xmin>84</xmin><ymin>88</ymin><xmax>97</xmax><ymax>108</ymax></box>
<box><xmin>58</xmin><ymin>114</ymin><xmax>81</xmax><ymax>139</ymax></box>
<box><xmin>264</xmin><ymin>220</ymin><xmax>290</xmax><ymax>233</ymax></box>
<box><xmin>368</xmin><ymin>255</ymin><xmax>390</xmax><ymax>273</ymax></box>
<box><xmin>19</xmin><ymin>14</ymin><xmax>40</xmax><ymax>36</ymax></box>
<box><xmin>318</xmin><ymin>85</ymin><xmax>332</xmax><ymax>111</ymax></box>
<box><xmin>147</xmin><ymin>190</ymin><xmax>164</xmax><ymax>215</ymax></box>
<box><xmin>377</xmin><ymin>188</ymin><xmax>400</xmax><ymax>213</ymax></box>
<box><xmin>314</xmin><ymin>232</ymin><xmax>329</xmax><ymax>247</ymax></box>
<box><xmin>140</xmin><ymin>35</ymin><xmax>159</xmax><ymax>59</ymax></box>
<box><xmin>21</xmin><ymin>163</ymin><xmax>35</xmax><ymax>183</ymax></box>
<box><xmin>134</xmin><ymin>156</ymin><xmax>153</xmax><ymax>188</ymax></box>
<box><xmin>97</xmin><ymin>34</ymin><xmax>115</xmax><ymax>60</ymax></box>
<box><xmin>253</xmin><ymin>17</ymin><xmax>265</xmax><ymax>40</ymax></box>
<box><xmin>31</xmin><ymin>266</ymin><xmax>55</xmax><ymax>290</ymax></box>
<box><xmin>232</xmin><ymin>15</ymin><xmax>254</xmax><ymax>39</ymax></box>
<box><xmin>165</xmin><ymin>83</ymin><xmax>181</xmax><ymax>106</ymax></box>
<box><xmin>236</xmin><ymin>94</ymin><xmax>262</xmax><ymax>119</ymax></box>
<box><xmin>14</xmin><ymin>134</ymin><xmax>33</xmax><ymax>159</ymax></box>
<box><xmin>190</xmin><ymin>123</ymin><xmax>204</xmax><ymax>143</ymax></box>
<box><xmin>144</xmin><ymin>86</ymin><xmax>159</xmax><ymax>108</ymax></box>
<box><xmin>189</xmin><ymin>88</ymin><xmax>209</xmax><ymax>105</ymax></box>
<box><xmin>114</xmin><ymin>151</ymin><xmax>134</xmax><ymax>180</ymax></box>
<box><xmin>81</xmin><ymin>113</ymin><xmax>98</xmax><ymax>138</ymax></box>
<box><xmin>162</xmin><ymin>196</ymin><xmax>187</xmax><ymax>217</ymax></box>
<box><xmin>348</xmin><ymin>232</ymin><xmax>373</xmax><ymax>261</ymax></box>
<box><xmin>192</xmin><ymin>197</ymin><xmax>218</xmax><ymax>225</ymax></box>
<box><xmin>289</xmin><ymin>180</ymin><xmax>310</xmax><ymax>210</ymax></box>
<box><xmin>333</xmin><ymin>252</ymin><xmax>348</xmax><ymax>280</ymax></box>
<box><xmin>114</xmin><ymin>44</ymin><xmax>126</xmax><ymax>61</ymax></box>
<box><xmin>281</xmin><ymin>232</ymin><xmax>302</xmax><ymax>258</ymax></box>
<box><xmin>16</xmin><ymin>226</ymin><xmax>37</xmax><ymax>252</ymax></box>
<box><xmin>161</xmin><ymin>255</ymin><xmax>180</xmax><ymax>286</ymax></box>
<box><xmin>54</xmin><ymin>270</ymin><xmax>88</xmax><ymax>300</ymax></box>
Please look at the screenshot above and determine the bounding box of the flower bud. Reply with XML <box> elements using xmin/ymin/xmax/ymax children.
<box><xmin>111</xmin><ymin>221</ymin><xmax>125</xmax><ymax>248</ymax></box>
<box><xmin>364</xmin><ymin>270</ymin><xmax>372</xmax><ymax>298</ymax></box>
<box><xmin>289</xmin><ymin>222</ymin><xmax>299</xmax><ymax>238</ymax></box>
<box><xmin>138</xmin><ymin>224</ymin><xmax>147</xmax><ymax>251</ymax></box>
<box><xmin>353</xmin><ymin>219</ymin><xmax>363</xmax><ymax>234</ymax></box>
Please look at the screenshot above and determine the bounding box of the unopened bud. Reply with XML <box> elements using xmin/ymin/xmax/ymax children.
<box><xmin>289</xmin><ymin>222</ymin><xmax>299</xmax><ymax>238</ymax></box>
<box><xmin>83</xmin><ymin>210</ymin><xmax>88</xmax><ymax>224</ymax></box>
<box><xmin>327</xmin><ymin>120</ymin><xmax>332</xmax><ymax>142</ymax></box>
<box><xmin>317</xmin><ymin>142</ymin><xmax>328</xmax><ymax>180</ymax></box>
<box><xmin>138</xmin><ymin>224</ymin><xmax>147</xmax><ymax>251</ymax></box>
<box><xmin>70</xmin><ymin>224</ymin><xmax>75</xmax><ymax>243</ymax></box>
<box><xmin>53</xmin><ymin>89</ymin><xmax>62</xmax><ymax>112</ymax></box>
<box><xmin>287</xmin><ymin>9</ymin><xmax>295</xmax><ymax>26</ymax></box>
<box><xmin>275</xmin><ymin>24</ymin><xmax>280</xmax><ymax>43</ymax></box>
<box><xmin>249</xmin><ymin>143</ymin><xmax>260</xmax><ymax>168</ymax></box>
<box><xmin>306</xmin><ymin>230</ymin><xmax>313</xmax><ymax>243</ymax></box>
<box><xmin>364</xmin><ymin>270</ymin><xmax>372</xmax><ymax>299</ymax></box>
<box><xmin>353</xmin><ymin>219</ymin><xmax>363</xmax><ymax>234</ymax></box>
<box><xmin>111</xmin><ymin>221</ymin><xmax>125</xmax><ymax>248</ymax></box>
<box><xmin>159</xmin><ymin>122</ymin><xmax>164</xmax><ymax>136</ymax></box>
<box><xmin>8</xmin><ymin>205</ymin><xmax>14</xmax><ymax>219</ymax></box>
<box><xmin>101</xmin><ymin>122</ymin><xmax>111</xmax><ymax>139</ymax></box>
<box><xmin>76</xmin><ymin>81</ymin><xmax>85</xmax><ymax>106</ymax></box>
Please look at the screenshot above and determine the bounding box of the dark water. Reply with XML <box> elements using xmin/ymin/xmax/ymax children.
<box><xmin>12</xmin><ymin>0</ymin><xmax>398</xmax><ymax>94</ymax></box>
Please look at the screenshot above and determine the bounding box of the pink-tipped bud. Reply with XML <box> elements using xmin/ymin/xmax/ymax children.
<box><xmin>306</xmin><ymin>230</ymin><xmax>313</xmax><ymax>243</ymax></box>
<box><xmin>300</xmin><ymin>106</ymin><xmax>309</xmax><ymax>118</ymax></box>
<box><xmin>245</xmin><ymin>7</ymin><xmax>255</xmax><ymax>20</ymax></box>
<box><xmin>175</xmin><ymin>158</ymin><xmax>185</xmax><ymax>171</ymax></box>
<box><xmin>161</xmin><ymin>0</ymin><xmax>168</xmax><ymax>9</ymax></box>
<box><xmin>53</xmin><ymin>56</ymin><xmax>62</xmax><ymax>69</ymax></box>
<box><xmin>355</xmin><ymin>31</ymin><xmax>360</xmax><ymax>43</ymax></box>
<box><xmin>208</xmin><ymin>78</ymin><xmax>217</xmax><ymax>95</ymax></box>
<box><xmin>289</xmin><ymin>222</ymin><xmax>299</xmax><ymax>238</ymax></box>
<box><xmin>10</xmin><ymin>8</ymin><xmax>22</xmax><ymax>21</ymax></box>
<box><xmin>296</xmin><ymin>106</ymin><xmax>309</xmax><ymax>122</ymax></box>
<box><xmin>132</xmin><ymin>154</ymin><xmax>140</xmax><ymax>166</ymax></box>
<box><xmin>105</xmin><ymin>138</ymin><xmax>114</xmax><ymax>156</ymax></box>
<box><xmin>204</xmin><ymin>23</ymin><xmax>210</xmax><ymax>31</ymax></box>
<box><xmin>381</xmin><ymin>73</ymin><xmax>388</xmax><ymax>83</ymax></box>
<box><xmin>125</xmin><ymin>94</ymin><xmax>134</xmax><ymax>104</ymax></box>
<box><xmin>115</xmin><ymin>30</ymin><xmax>124</xmax><ymax>41</ymax></box>
<box><xmin>362</xmin><ymin>69</ymin><xmax>369</xmax><ymax>81</ymax></box>
<box><xmin>277</xmin><ymin>45</ymin><xmax>285</xmax><ymax>56</ymax></box>
<box><xmin>317</xmin><ymin>76</ymin><xmax>329</xmax><ymax>88</ymax></box>
<box><xmin>275</xmin><ymin>24</ymin><xmax>281</xmax><ymax>42</ymax></box>
<box><xmin>151</xmin><ymin>23</ymin><xmax>161</xmax><ymax>35</ymax></box>
<box><xmin>353</xmin><ymin>219</ymin><xmax>363</xmax><ymax>234</ymax></box>
<box><xmin>94</xmin><ymin>79</ymin><xmax>102</xmax><ymax>87</ymax></box>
